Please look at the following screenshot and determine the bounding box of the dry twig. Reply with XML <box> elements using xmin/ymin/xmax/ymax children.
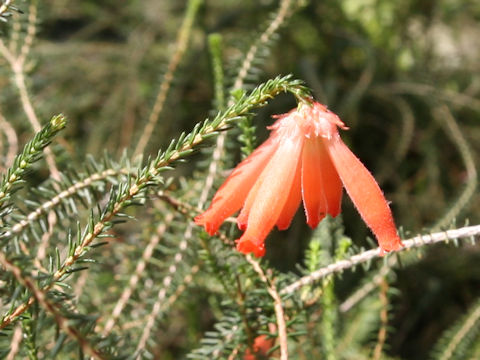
<box><xmin>282</xmin><ymin>225</ymin><xmax>480</xmax><ymax>295</ymax></box>
<box><xmin>246</xmin><ymin>255</ymin><xmax>288</xmax><ymax>360</ymax></box>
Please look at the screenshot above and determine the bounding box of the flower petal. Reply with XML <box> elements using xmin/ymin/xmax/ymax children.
<box><xmin>301</xmin><ymin>138</ymin><xmax>326</xmax><ymax>227</ymax></box>
<box><xmin>238</xmin><ymin>122</ymin><xmax>303</xmax><ymax>231</ymax></box>
<box><xmin>301</xmin><ymin>138</ymin><xmax>342</xmax><ymax>228</ymax></box>
<box><xmin>237</xmin><ymin>176</ymin><xmax>261</xmax><ymax>231</ymax></box>
<box><xmin>326</xmin><ymin>134</ymin><xmax>403</xmax><ymax>252</ymax></box>
<box><xmin>276</xmin><ymin>157</ymin><xmax>302</xmax><ymax>230</ymax></box>
<box><xmin>236</xmin><ymin>237</ymin><xmax>266</xmax><ymax>258</ymax></box>
<box><xmin>243</xmin><ymin>334</ymin><xmax>276</xmax><ymax>360</ymax></box>
<box><xmin>319</xmin><ymin>139</ymin><xmax>343</xmax><ymax>218</ymax></box>
<box><xmin>195</xmin><ymin>136</ymin><xmax>278</xmax><ymax>235</ymax></box>
<box><xmin>236</xmin><ymin>135</ymin><xmax>304</xmax><ymax>256</ymax></box>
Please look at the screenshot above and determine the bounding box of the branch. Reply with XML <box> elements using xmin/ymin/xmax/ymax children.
<box><xmin>246</xmin><ymin>255</ymin><xmax>288</xmax><ymax>360</ymax></box>
<box><xmin>0</xmin><ymin>114</ymin><xmax>66</xmax><ymax>210</ymax></box>
<box><xmin>372</xmin><ymin>278</ymin><xmax>389</xmax><ymax>360</ymax></box>
<box><xmin>6</xmin><ymin>324</ymin><xmax>22</xmax><ymax>360</ymax></box>
<box><xmin>281</xmin><ymin>225</ymin><xmax>480</xmax><ymax>295</ymax></box>
<box><xmin>3</xmin><ymin>168</ymin><xmax>129</xmax><ymax>239</ymax></box>
<box><xmin>0</xmin><ymin>1</ymin><xmax>61</xmax><ymax>181</ymax></box>
<box><xmin>0</xmin><ymin>112</ymin><xmax>18</xmax><ymax>171</ymax></box>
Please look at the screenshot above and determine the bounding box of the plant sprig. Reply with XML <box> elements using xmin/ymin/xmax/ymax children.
<box><xmin>0</xmin><ymin>75</ymin><xmax>311</xmax><ymax>330</ymax></box>
<box><xmin>0</xmin><ymin>115</ymin><xmax>66</xmax><ymax>212</ymax></box>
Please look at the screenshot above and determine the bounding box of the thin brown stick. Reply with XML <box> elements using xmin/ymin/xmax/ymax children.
<box><xmin>373</xmin><ymin>278</ymin><xmax>389</xmax><ymax>360</ymax></box>
<box><xmin>0</xmin><ymin>112</ymin><xmax>18</xmax><ymax>170</ymax></box>
<box><xmin>33</xmin><ymin>210</ymin><xmax>57</xmax><ymax>272</ymax></box>
<box><xmin>227</xmin><ymin>345</ymin><xmax>241</xmax><ymax>360</ymax></box>
<box><xmin>157</xmin><ymin>190</ymin><xmax>237</xmax><ymax>228</ymax></box>
<box><xmin>0</xmin><ymin>252</ymin><xmax>105</xmax><ymax>359</ymax></box>
<box><xmin>0</xmin><ymin>2</ymin><xmax>61</xmax><ymax>181</ymax></box>
<box><xmin>6</xmin><ymin>325</ymin><xmax>22</xmax><ymax>360</ymax></box>
<box><xmin>133</xmin><ymin>0</ymin><xmax>201</xmax><ymax>157</ymax></box>
<box><xmin>8</xmin><ymin>10</ymin><xmax>22</xmax><ymax>53</ymax></box>
<box><xmin>18</xmin><ymin>0</ymin><xmax>37</xmax><ymax>64</ymax></box>
<box><xmin>246</xmin><ymin>255</ymin><xmax>288</xmax><ymax>360</ymax></box>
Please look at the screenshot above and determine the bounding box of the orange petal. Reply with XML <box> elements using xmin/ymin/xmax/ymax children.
<box><xmin>237</xmin><ymin>176</ymin><xmax>262</xmax><ymax>231</ymax></box>
<box><xmin>276</xmin><ymin>156</ymin><xmax>302</xmax><ymax>230</ymax></box>
<box><xmin>326</xmin><ymin>134</ymin><xmax>403</xmax><ymax>252</ymax></box>
<box><xmin>243</xmin><ymin>334</ymin><xmax>275</xmax><ymax>360</ymax></box>
<box><xmin>302</xmin><ymin>138</ymin><xmax>326</xmax><ymax>227</ymax></box>
<box><xmin>240</xmin><ymin>154</ymin><xmax>302</xmax><ymax>232</ymax></box>
<box><xmin>236</xmin><ymin>238</ymin><xmax>266</xmax><ymax>258</ymax></box>
<box><xmin>319</xmin><ymin>138</ymin><xmax>343</xmax><ymax>218</ymax></box>
<box><xmin>195</xmin><ymin>136</ymin><xmax>278</xmax><ymax>235</ymax></box>
<box><xmin>301</xmin><ymin>137</ymin><xmax>342</xmax><ymax>228</ymax></box>
<box><xmin>239</xmin><ymin>132</ymin><xmax>303</xmax><ymax>232</ymax></box>
<box><xmin>236</xmin><ymin>134</ymin><xmax>304</xmax><ymax>256</ymax></box>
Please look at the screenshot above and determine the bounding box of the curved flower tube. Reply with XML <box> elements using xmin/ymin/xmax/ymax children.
<box><xmin>195</xmin><ymin>101</ymin><xmax>403</xmax><ymax>257</ymax></box>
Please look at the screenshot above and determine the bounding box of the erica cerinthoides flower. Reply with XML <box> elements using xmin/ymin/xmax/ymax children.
<box><xmin>243</xmin><ymin>334</ymin><xmax>275</xmax><ymax>360</ymax></box>
<box><xmin>243</xmin><ymin>324</ymin><xmax>277</xmax><ymax>360</ymax></box>
<box><xmin>195</xmin><ymin>101</ymin><xmax>403</xmax><ymax>257</ymax></box>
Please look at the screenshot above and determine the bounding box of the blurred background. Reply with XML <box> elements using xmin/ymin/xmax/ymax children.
<box><xmin>0</xmin><ymin>0</ymin><xmax>479</xmax><ymax>359</ymax></box>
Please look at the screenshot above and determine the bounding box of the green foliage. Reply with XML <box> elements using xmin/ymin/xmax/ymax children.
<box><xmin>430</xmin><ymin>299</ymin><xmax>480</xmax><ymax>360</ymax></box>
<box><xmin>0</xmin><ymin>114</ymin><xmax>65</xmax><ymax>212</ymax></box>
<box><xmin>0</xmin><ymin>0</ymin><xmax>22</xmax><ymax>23</ymax></box>
<box><xmin>0</xmin><ymin>1</ymin><xmax>478</xmax><ymax>359</ymax></box>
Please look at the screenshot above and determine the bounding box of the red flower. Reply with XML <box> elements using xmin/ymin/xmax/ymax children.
<box><xmin>243</xmin><ymin>334</ymin><xmax>275</xmax><ymax>360</ymax></box>
<box><xmin>195</xmin><ymin>102</ymin><xmax>403</xmax><ymax>257</ymax></box>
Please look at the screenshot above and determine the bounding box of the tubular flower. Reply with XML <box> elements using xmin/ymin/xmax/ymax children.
<box><xmin>243</xmin><ymin>324</ymin><xmax>277</xmax><ymax>360</ymax></box>
<box><xmin>243</xmin><ymin>334</ymin><xmax>276</xmax><ymax>360</ymax></box>
<box><xmin>195</xmin><ymin>101</ymin><xmax>403</xmax><ymax>257</ymax></box>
